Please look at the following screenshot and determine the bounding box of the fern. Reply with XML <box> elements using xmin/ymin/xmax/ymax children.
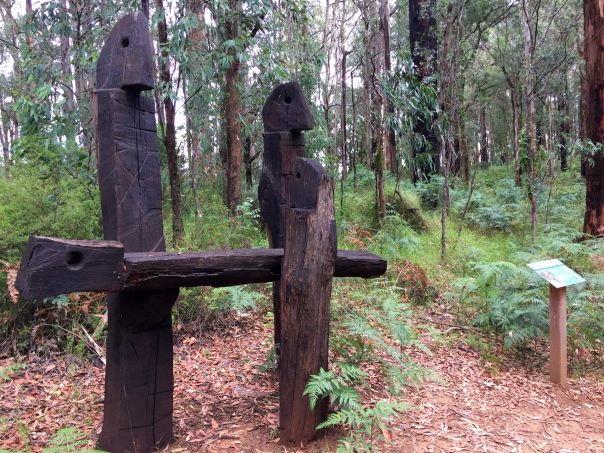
<box><xmin>304</xmin><ymin>367</ymin><xmax>361</xmax><ymax>411</ymax></box>
<box><xmin>316</xmin><ymin>401</ymin><xmax>414</xmax><ymax>453</ymax></box>
<box><xmin>207</xmin><ymin>286</ymin><xmax>263</xmax><ymax>314</ymax></box>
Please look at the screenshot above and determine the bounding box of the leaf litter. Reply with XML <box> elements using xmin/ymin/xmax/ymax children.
<box><xmin>0</xmin><ymin>309</ymin><xmax>602</xmax><ymax>452</ymax></box>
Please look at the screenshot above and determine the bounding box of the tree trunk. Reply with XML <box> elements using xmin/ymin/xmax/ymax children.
<box><xmin>341</xmin><ymin>50</ymin><xmax>350</xmax><ymax>180</ymax></box>
<box><xmin>362</xmin><ymin>1</ymin><xmax>373</xmax><ymax>170</ymax></box>
<box><xmin>409</xmin><ymin>0</ymin><xmax>438</xmax><ymax>183</ymax></box>
<box><xmin>522</xmin><ymin>0</ymin><xmax>538</xmax><ymax>245</ymax></box>
<box><xmin>0</xmin><ymin>96</ymin><xmax>10</xmax><ymax>174</ymax></box>
<box><xmin>225</xmin><ymin>54</ymin><xmax>242</xmax><ymax>214</ymax></box>
<box><xmin>60</xmin><ymin>0</ymin><xmax>76</xmax><ymax>146</ymax></box>
<box><xmin>243</xmin><ymin>136</ymin><xmax>254</xmax><ymax>189</ymax></box>
<box><xmin>510</xmin><ymin>82</ymin><xmax>522</xmax><ymax>185</ymax></box>
<box><xmin>156</xmin><ymin>0</ymin><xmax>185</xmax><ymax>246</ymax></box>
<box><xmin>380</xmin><ymin>0</ymin><xmax>396</xmax><ymax>172</ymax></box>
<box><xmin>558</xmin><ymin>90</ymin><xmax>570</xmax><ymax>172</ymax></box>
<box><xmin>183</xmin><ymin>78</ymin><xmax>201</xmax><ymax>218</ymax></box>
<box><xmin>479</xmin><ymin>106</ymin><xmax>489</xmax><ymax>164</ymax></box>
<box><xmin>582</xmin><ymin>0</ymin><xmax>604</xmax><ymax>235</ymax></box>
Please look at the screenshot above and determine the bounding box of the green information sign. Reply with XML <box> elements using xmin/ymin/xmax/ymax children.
<box><xmin>528</xmin><ymin>259</ymin><xmax>585</xmax><ymax>288</ymax></box>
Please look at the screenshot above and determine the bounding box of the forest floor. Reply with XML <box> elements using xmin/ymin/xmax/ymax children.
<box><xmin>1</xmin><ymin>309</ymin><xmax>603</xmax><ymax>453</ymax></box>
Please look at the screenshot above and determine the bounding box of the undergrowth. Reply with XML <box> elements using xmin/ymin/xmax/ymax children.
<box><xmin>1</xmin><ymin>154</ymin><xmax>603</xmax><ymax>449</ymax></box>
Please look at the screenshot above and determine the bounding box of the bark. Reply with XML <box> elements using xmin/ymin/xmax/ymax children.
<box><xmin>341</xmin><ymin>50</ymin><xmax>351</xmax><ymax>180</ymax></box>
<box><xmin>0</xmin><ymin>96</ymin><xmax>10</xmax><ymax>173</ymax></box>
<box><xmin>479</xmin><ymin>106</ymin><xmax>489</xmax><ymax>164</ymax></box>
<box><xmin>243</xmin><ymin>136</ymin><xmax>255</xmax><ymax>189</ymax></box>
<box><xmin>350</xmin><ymin>70</ymin><xmax>358</xmax><ymax>185</ymax></box>
<box><xmin>183</xmin><ymin>78</ymin><xmax>201</xmax><ymax>218</ymax></box>
<box><xmin>380</xmin><ymin>0</ymin><xmax>396</xmax><ymax>172</ymax></box>
<box><xmin>219</xmin><ymin>0</ymin><xmax>263</xmax><ymax>214</ymax></box>
<box><xmin>409</xmin><ymin>0</ymin><xmax>438</xmax><ymax>183</ymax></box>
<box><xmin>582</xmin><ymin>0</ymin><xmax>604</xmax><ymax>235</ymax></box>
<box><xmin>362</xmin><ymin>1</ymin><xmax>373</xmax><ymax>170</ymax></box>
<box><xmin>510</xmin><ymin>82</ymin><xmax>522</xmax><ymax>185</ymax></box>
<box><xmin>522</xmin><ymin>0</ymin><xmax>538</xmax><ymax>245</ymax></box>
<box><xmin>156</xmin><ymin>0</ymin><xmax>185</xmax><ymax>245</ymax></box>
<box><xmin>558</xmin><ymin>89</ymin><xmax>570</xmax><ymax>172</ymax></box>
<box><xmin>224</xmin><ymin>49</ymin><xmax>242</xmax><ymax>214</ymax></box>
<box><xmin>60</xmin><ymin>0</ymin><xmax>76</xmax><ymax>146</ymax></box>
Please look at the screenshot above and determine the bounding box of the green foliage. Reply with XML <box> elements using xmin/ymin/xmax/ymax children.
<box><xmin>370</xmin><ymin>215</ymin><xmax>420</xmax><ymax>262</ymax></box>
<box><xmin>304</xmin><ymin>367</ymin><xmax>362</xmax><ymax>411</ymax></box>
<box><xmin>568</xmin><ymin>272</ymin><xmax>604</xmax><ymax>354</ymax></box>
<box><xmin>319</xmin><ymin>400</ymin><xmax>413</xmax><ymax>453</ymax></box>
<box><xmin>0</xmin><ymin>141</ymin><xmax>101</xmax><ymax>262</ymax></box>
<box><xmin>313</xmin><ymin>284</ymin><xmax>433</xmax><ymax>450</ymax></box>
<box><xmin>207</xmin><ymin>286</ymin><xmax>264</xmax><ymax>314</ymax></box>
<box><xmin>452</xmin><ymin>261</ymin><xmax>549</xmax><ymax>349</ymax></box>
<box><xmin>41</xmin><ymin>427</ymin><xmax>103</xmax><ymax>453</ymax></box>
<box><xmin>416</xmin><ymin>176</ymin><xmax>444</xmax><ymax>210</ymax></box>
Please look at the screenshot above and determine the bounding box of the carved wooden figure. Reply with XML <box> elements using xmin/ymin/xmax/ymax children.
<box><xmin>15</xmin><ymin>16</ymin><xmax>388</xmax><ymax>451</ymax></box>
<box><xmin>94</xmin><ymin>12</ymin><xmax>178</xmax><ymax>451</ymax></box>
<box><xmin>259</xmin><ymin>81</ymin><xmax>314</xmax><ymax>346</ymax></box>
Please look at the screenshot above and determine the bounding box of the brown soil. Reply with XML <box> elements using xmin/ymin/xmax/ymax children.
<box><xmin>1</xmin><ymin>313</ymin><xmax>602</xmax><ymax>452</ymax></box>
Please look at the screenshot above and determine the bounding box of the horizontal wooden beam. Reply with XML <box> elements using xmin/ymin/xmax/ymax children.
<box><xmin>16</xmin><ymin>236</ymin><xmax>387</xmax><ymax>300</ymax></box>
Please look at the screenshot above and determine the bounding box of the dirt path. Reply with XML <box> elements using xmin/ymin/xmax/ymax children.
<box><xmin>1</xmin><ymin>314</ymin><xmax>602</xmax><ymax>452</ymax></box>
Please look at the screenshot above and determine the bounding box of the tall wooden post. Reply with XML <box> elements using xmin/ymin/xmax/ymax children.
<box><xmin>549</xmin><ymin>285</ymin><xmax>567</xmax><ymax>385</ymax></box>
<box><xmin>259</xmin><ymin>82</ymin><xmax>314</xmax><ymax>346</ymax></box>
<box><xmin>279</xmin><ymin>158</ymin><xmax>336</xmax><ymax>444</ymax></box>
<box><xmin>94</xmin><ymin>13</ymin><xmax>179</xmax><ymax>451</ymax></box>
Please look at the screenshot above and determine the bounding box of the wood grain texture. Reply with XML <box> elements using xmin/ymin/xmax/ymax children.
<box><xmin>15</xmin><ymin>236</ymin><xmax>386</xmax><ymax>298</ymax></box>
<box><xmin>15</xmin><ymin>236</ymin><xmax>124</xmax><ymax>300</ymax></box>
<box><xmin>260</xmin><ymin>81</ymin><xmax>314</xmax><ymax>347</ymax></box>
<box><xmin>279</xmin><ymin>158</ymin><xmax>336</xmax><ymax>444</ymax></box>
<box><xmin>96</xmin><ymin>11</ymin><xmax>154</xmax><ymax>92</ymax></box>
<box><xmin>95</xmin><ymin>12</ymin><xmax>178</xmax><ymax>453</ymax></box>
<box><xmin>549</xmin><ymin>285</ymin><xmax>567</xmax><ymax>385</ymax></box>
<box><xmin>261</xmin><ymin>81</ymin><xmax>314</xmax><ymax>133</ymax></box>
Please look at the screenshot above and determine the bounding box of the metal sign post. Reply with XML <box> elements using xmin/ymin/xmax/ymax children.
<box><xmin>528</xmin><ymin>259</ymin><xmax>585</xmax><ymax>385</ymax></box>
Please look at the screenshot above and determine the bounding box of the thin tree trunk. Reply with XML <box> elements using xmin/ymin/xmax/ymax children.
<box><xmin>341</xmin><ymin>50</ymin><xmax>350</xmax><ymax>180</ymax></box>
<box><xmin>380</xmin><ymin>0</ymin><xmax>396</xmax><ymax>173</ymax></box>
<box><xmin>243</xmin><ymin>136</ymin><xmax>254</xmax><ymax>189</ymax></box>
<box><xmin>351</xmin><ymin>70</ymin><xmax>358</xmax><ymax>187</ymax></box>
<box><xmin>183</xmin><ymin>78</ymin><xmax>201</xmax><ymax>218</ymax></box>
<box><xmin>522</xmin><ymin>0</ymin><xmax>538</xmax><ymax>246</ymax></box>
<box><xmin>224</xmin><ymin>54</ymin><xmax>242</xmax><ymax>214</ymax></box>
<box><xmin>558</xmin><ymin>84</ymin><xmax>570</xmax><ymax>172</ymax></box>
<box><xmin>156</xmin><ymin>0</ymin><xmax>185</xmax><ymax>245</ymax></box>
<box><xmin>510</xmin><ymin>84</ymin><xmax>522</xmax><ymax>185</ymax></box>
<box><xmin>479</xmin><ymin>106</ymin><xmax>489</xmax><ymax>164</ymax></box>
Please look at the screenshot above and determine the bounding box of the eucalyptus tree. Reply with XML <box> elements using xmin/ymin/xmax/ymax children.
<box><xmin>409</xmin><ymin>0</ymin><xmax>438</xmax><ymax>183</ymax></box>
<box><xmin>210</xmin><ymin>0</ymin><xmax>269</xmax><ymax>215</ymax></box>
<box><xmin>155</xmin><ymin>0</ymin><xmax>185</xmax><ymax>245</ymax></box>
<box><xmin>582</xmin><ymin>0</ymin><xmax>604</xmax><ymax>236</ymax></box>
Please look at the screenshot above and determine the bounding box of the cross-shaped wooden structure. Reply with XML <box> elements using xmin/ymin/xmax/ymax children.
<box><xmin>15</xmin><ymin>12</ymin><xmax>386</xmax><ymax>452</ymax></box>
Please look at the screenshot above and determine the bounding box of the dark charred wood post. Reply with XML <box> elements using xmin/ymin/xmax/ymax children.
<box><xmin>279</xmin><ymin>158</ymin><xmax>335</xmax><ymax>445</ymax></box>
<box><xmin>259</xmin><ymin>82</ymin><xmax>314</xmax><ymax>346</ymax></box>
<box><xmin>16</xmin><ymin>235</ymin><xmax>385</xmax><ymax>298</ymax></box>
<box><xmin>94</xmin><ymin>13</ymin><xmax>179</xmax><ymax>451</ymax></box>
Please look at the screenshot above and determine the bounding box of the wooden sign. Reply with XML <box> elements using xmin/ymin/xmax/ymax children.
<box><xmin>528</xmin><ymin>259</ymin><xmax>584</xmax><ymax>386</ymax></box>
<box><xmin>528</xmin><ymin>259</ymin><xmax>585</xmax><ymax>288</ymax></box>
